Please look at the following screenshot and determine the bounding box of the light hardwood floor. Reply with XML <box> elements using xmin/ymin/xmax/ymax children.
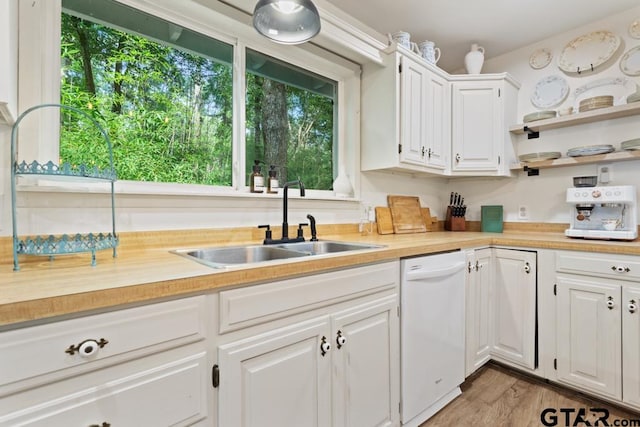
<box><xmin>422</xmin><ymin>363</ymin><xmax>640</xmax><ymax>426</ymax></box>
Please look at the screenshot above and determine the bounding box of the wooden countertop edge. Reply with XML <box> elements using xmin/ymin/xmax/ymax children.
<box><xmin>3</xmin><ymin>229</ymin><xmax>640</xmax><ymax>327</ymax></box>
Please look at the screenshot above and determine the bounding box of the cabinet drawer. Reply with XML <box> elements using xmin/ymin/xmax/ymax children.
<box><xmin>556</xmin><ymin>251</ymin><xmax>640</xmax><ymax>282</ymax></box>
<box><xmin>219</xmin><ymin>261</ymin><xmax>399</xmax><ymax>333</ymax></box>
<box><xmin>0</xmin><ymin>295</ymin><xmax>207</xmax><ymax>388</ymax></box>
<box><xmin>0</xmin><ymin>350</ymin><xmax>209</xmax><ymax>426</ymax></box>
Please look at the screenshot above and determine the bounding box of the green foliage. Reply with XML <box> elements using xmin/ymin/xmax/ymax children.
<box><xmin>60</xmin><ymin>12</ymin><xmax>333</xmax><ymax>190</ymax></box>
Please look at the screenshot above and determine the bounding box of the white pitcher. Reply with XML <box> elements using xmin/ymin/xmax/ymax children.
<box><xmin>464</xmin><ymin>43</ymin><xmax>485</xmax><ymax>74</ymax></box>
<box><xmin>414</xmin><ymin>40</ymin><xmax>441</xmax><ymax>64</ymax></box>
<box><xmin>387</xmin><ymin>31</ymin><xmax>411</xmax><ymax>49</ymax></box>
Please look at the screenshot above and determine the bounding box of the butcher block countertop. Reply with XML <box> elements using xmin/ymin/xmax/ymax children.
<box><xmin>3</xmin><ymin>222</ymin><xmax>640</xmax><ymax>328</ymax></box>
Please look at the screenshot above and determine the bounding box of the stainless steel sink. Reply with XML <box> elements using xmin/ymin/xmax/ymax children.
<box><xmin>172</xmin><ymin>245</ymin><xmax>309</xmax><ymax>268</ymax></box>
<box><xmin>275</xmin><ymin>240</ymin><xmax>383</xmax><ymax>255</ymax></box>
<box><xmin>172</xmin><ymin>240</ymin><xmax>383</xmax><ymax>268</ymax></box>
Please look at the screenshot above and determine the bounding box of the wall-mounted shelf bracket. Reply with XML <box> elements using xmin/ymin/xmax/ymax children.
<box><xmin>523</xmin><ymin>126</ymin><xmax>539</xmax><ymax>139</ymax></box>
<box><xmin>523</xmin><ymin>166</ymin><xmax>539</xmax><ymax>176</ymax></box>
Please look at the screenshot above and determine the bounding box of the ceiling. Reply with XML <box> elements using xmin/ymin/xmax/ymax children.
<box><xmin>324</xmin><ymin>0</ymin><xmax>639</xmax><ymax>72</ymax></box>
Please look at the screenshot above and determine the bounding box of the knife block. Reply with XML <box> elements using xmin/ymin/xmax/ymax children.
<box><xmin>445</xmin><ymin>207</ymin><xmax>466</xmax><ymax>231</ymax></box>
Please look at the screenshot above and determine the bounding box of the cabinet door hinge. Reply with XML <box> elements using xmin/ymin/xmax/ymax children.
<box><xmin>212</xmin><ymin>364</ymin><xmax>220</xmax><ymax>388</ymax></box>
<box><xmin>553</xmin><ymin>358</ymin><xmax>557</xmax><ymax>370</ymax></box>
<box><xmin>498</xmin><ymin>155</ymin><xmax>501</xmax><ymax>165</ymax></box>
<box><xmin>397</xmin><ymin>305</ymin><xmax>401</xmax><ymax>317</ymax></box>
<box><xmin>498</xmin><ymin>88</ymin><xmax>501</xmax><ymax>97</ymax></box>
<box><xmin>554</xmin><ymin>284</ymin><xmax>557</xmax><ymax>296</ymax></box>
<box><xmin>399</xmin><ymin>401</ymin><xmax>402</xmax><ymax>414</ymax></box>
<box><xmin>398</xmin><ymin>144</ymin><xmax>402</xmax><ymax>154</ymax></box>
<box><xmin>399</xmin><ymin>63</ymin><xmax>402</xmax><ymax>73</ymax></box>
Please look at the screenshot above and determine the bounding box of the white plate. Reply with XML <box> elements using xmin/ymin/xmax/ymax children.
<box><xmin>523</xmin><ymin>110</ymin><xmax>557</xmax><ymax>123</ymax></box>
<box><xmin>531</xmin><ymin>75</ymin><xmax>569</xmax><ymax>109</ymax></box>
<box><xmin>558</xmin><ymin>30</ymin><xmax>620</xmax><ymax>74</ymax></box>
<box><xmin>518</xmin><ymin>152</ymin><xmax>562</xmax><ymax>162</ymax></box>
<box><xmin>573</xmin><ymin>76</ymin><xmax>636</xmax><ymax>107</ymax></box>
<box><xmin>567</xmin><ymin>144</ymin><xmax>614</xmax><ymax>157</ymax></box>
<box><xmin>620</xmin><ymin>46</ymin><xmax>640</xmax><ymax>77</ymax></box>
<box><xmin>630</xmin><ymin>19</ymin><xmax>640</xmax><ymax>39</ymax></box>
<box><xmin>529</xmin><ymin>48</ymin><xmax>552</xmax><ymax>69</ymax></box>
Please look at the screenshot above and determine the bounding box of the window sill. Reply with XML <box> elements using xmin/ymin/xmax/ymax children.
<box><xmin>15</xmin><ymin>179</ymin><xmax>360</xmax><ymax>203</ymax></box>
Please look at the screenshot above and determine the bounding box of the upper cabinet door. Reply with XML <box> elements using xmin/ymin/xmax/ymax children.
<box><xmin>399</xmin><ymin>54</ymin><xmax>428</xmax><ymax>167</ymax></box>
<box><xmin>424</xmin><ymin>71</ymin><xmax>450</xmax><ymax>172</ymax></box>
<box><xmin>0</xmin><ymin>0</ymin><xmax>18</xmax><ymax>124</ymax></box>
<box><xmin>451</xmin><ymin>81</ymin><xmax>501</xmax><ymax>173</ymax></box>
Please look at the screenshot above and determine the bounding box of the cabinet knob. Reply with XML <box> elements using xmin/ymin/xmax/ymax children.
<box><xmin>524</xmin><ymin>262</ymin><xmax>531</xmax><ymax>274</ymax></box>
<box><xmin>468</xmin><ymin>261</ymin><xmax>473</xmax><ymax>273</ymax></box>
<box><xmin>455</xmin><ymin>153</ymin><xmax>461</xmax><ymax>163</ymax></box>
<box><xmin>427</xmin><ymin>148</ymin><xmax>432</xmax><ymax>159</ymax></box>
<box><xmin>336</xmin><ymin>330</ymin><xmax>347</xmax><ymax>349</ymax></box>
<box><xmin>629</xmin><ymin>300</ymin><xmax>637</xmax><ymax>313</ymax></box>
<box><xmin>475</xmin><ymin>260</ymin><xmax>482</xmax><ymax>271</ymax></box>
<box><xmin>606</xmin><ymin>296</ymin><xmax>615</xmax><ymax>310</ymax></box>
<box><xmin>320</xmin><ymin>336</ymin><xmax>331</xmax><ymax>356</ymax></box>
<box><xmin>611</xmin><ymin>265</ymin><xmax>631</xmax><ymax>273</ymax></box>
<box><xmin>89</xmin><ymin>423</ymin><xmax>111</xmax><ymax>427</ymax></box>
<box><xmin>65</xmin><ymin>338</ymin><xmax>109</xmax><ymax>357</ymax></box>
<box><xmin>421</xmin><ymin>146</ymin><xmax>425</xmax><ymax>157</ymax></box>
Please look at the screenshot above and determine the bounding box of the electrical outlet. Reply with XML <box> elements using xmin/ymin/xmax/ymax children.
<box><xmin>518</xmin><ymin>205</ymin><xmax>529</xmax><ymax>220</ymax></box>
<box><xmin>598</xmin><ymin>164</ymin><xmax>612</xmax><ymax>184</ymax></box>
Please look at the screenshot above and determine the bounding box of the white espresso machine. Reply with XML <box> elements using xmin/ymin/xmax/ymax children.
<box><xmin>565</xmin><ymin>185</ymin><xmax>638</xmax><ymax>240</ymax></box>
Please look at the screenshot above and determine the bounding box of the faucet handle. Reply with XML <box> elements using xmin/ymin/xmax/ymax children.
<box><xmin>306</xmin><ymin>214</ymin><xmax>317</xmax><ymax>241</ymax></box>
<box><xmin>258</xmin><ymin>224</ymin><xmax>272</xmax><ymax>244</ymax></box>
<box><xmin>297</xmin><ymin>223</ymin><xmax>308</xmax><ymax>239</ymax></box>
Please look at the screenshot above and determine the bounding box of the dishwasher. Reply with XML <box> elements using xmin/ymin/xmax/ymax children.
<box><xmin>400</xmin><ymin>250</ymin><xmax>466</xmax><ymax>427</ymax></box>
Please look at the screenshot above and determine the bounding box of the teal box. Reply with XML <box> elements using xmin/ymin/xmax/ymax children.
<box><xmin>481</xmin><ymin>205</ymin><xmax>503</xmax><ymax>233</ymax></box>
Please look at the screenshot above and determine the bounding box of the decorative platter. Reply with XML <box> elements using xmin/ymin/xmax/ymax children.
<box><xmin>529</xmin><ymin>48</ymin><xmax>553</xmax><ymax>69</ymax></box>
<box><xmin>518</xmin><ymin>152</ymin><xmax>562</xmax><ymax>163</ymax></box>
<box><xmin>557</xmin><ymin>30</ymin><xmax>620</xmax><ymax>74</ymax></box>
<box><xmin>620</xmin><ymin>46</ymin><xmax>640</xmax><ymax>76</ymax></box>
<box><xmin>523</xmin><ymin>110</ymin><xmax>557</xmax><ymax>123</ymax></box>
<box><xmin>530</xmin><ymin>75</ymin><xmax>569</xmax><ymax>109</ymax></box>
<box><xmin>630</xmin><ymin>19</ymin><xmax>640</xmax><ymax>39</ymax></box>
<box><xmin>567</xmin><ymin>144</ymin><xmax>614</xmax><ymax>157</ymax></box>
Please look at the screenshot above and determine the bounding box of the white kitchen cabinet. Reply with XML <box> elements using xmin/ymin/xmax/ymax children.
<box><xmin>623</xmin><ymin>286</ymin><xmax>640</xmax><ymax>409</ymax></box>
<box><xmin>361</xmin><ymin>46</ymin><xmax>450</xmax><ymax>175</ymax></box>
<box><xmin>450</xmin><ymin>75</ymin><xmax>519</xmax><ymax>176</ymax></box>
<box><xmin>491</xmin><ymin>248</ymin><xmax>537</xmax><ymax>370</ymax></box>
<box><xmin>465</xmin><ymin>248</ymin><xmax>493</xmax><ymax>376</ymax></box>
<box><xmin>465</xmin><ymin>248</ymin><xmax>537</xmax><ymax>376</ymax></box>
<box><xmin>216</xmin><ymin>261</ymin><xmax>400</xmax><ymax>427</ymax></box>
<box><xmin>555</xmin><ymin>275</ymin><xmax>622</xmax><ymax>400</ymax></box>
<box><xmin>0</xmin><ymin>0</ymin><xmax>17</xmax><ymax>125</ymax></box>
<box><xmin>0</xmin><ymin>295</ymin><xmax>213</xmax><ymax>426</ymax></box>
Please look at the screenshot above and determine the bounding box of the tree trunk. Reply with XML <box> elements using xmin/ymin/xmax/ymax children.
<box><xmin>71</xmin><ymin>16</ymin><xmax>96</xmax><ymax>96</ymax></box>
<box><xmin>111</xmin><ymin>36</ymin><xmax>125</xmax><ymax>114</ymax></box>
<box><xmin>261</xmin><ymin>79</ymin><xmax>288</xmax><ymax>183</ymax></box>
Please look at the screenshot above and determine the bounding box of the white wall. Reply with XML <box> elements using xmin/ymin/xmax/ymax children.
<box><xmin>444</xmin><ymin>5</ymin><xmax>640</xmax><ymax>223</ymax></box>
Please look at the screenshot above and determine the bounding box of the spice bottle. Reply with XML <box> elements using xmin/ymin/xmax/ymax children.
<box><xmin>267</xmin><ymin>165</ymin><xmax>279</xmax><ymax>194</ymax></box>
<box><xmin>250</xmin><ymin>160</ymin><xmax>265</xmax><ymax>193</ymax></box>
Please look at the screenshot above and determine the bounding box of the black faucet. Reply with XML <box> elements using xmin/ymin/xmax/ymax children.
<box><xmin>260</xmin><ymin>179</ymin><xmax>306</xmax><ymax>244</ymax></box>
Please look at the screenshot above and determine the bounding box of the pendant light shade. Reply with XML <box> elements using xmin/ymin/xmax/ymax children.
<box><xmin>253</xmin><ymin>0</ymin><xmax>321</xmax><ymax>44</ymax></box>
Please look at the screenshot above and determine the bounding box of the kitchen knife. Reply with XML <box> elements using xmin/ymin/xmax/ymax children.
<box><xmin>450</xmin><ymin>192</ymin><xmax>454</xmax><ymax>206</ymax></box>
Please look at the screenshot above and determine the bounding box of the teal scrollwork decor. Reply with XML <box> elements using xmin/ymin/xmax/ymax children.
<box><xmin>10</xmin><ymin>103</ymin><xmax>118</xmax><ymax>270</ymax></box>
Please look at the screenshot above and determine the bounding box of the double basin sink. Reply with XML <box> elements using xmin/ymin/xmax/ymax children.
<box><xmin>172</xmin><ymin>240</ymin><xmax>383</xmax><ymax>269</ymax></box>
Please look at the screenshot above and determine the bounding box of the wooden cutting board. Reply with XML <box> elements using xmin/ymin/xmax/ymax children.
<box><xmin>375</xmin><ymin>207</ymin><xmax>394</xmax><ymax>235</ymax></box>
<box><xmin>388</xmin><ymin>195</ymin><xmax>427</xmax><ymax>234</ymax></box>
<box><xmin>421</xmin><ymin>207</ymin><xmax>433</xmax><ymax>231</ymax></box>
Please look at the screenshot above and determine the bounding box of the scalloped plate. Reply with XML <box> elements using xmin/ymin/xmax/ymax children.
<box><xmin>531</xmin><ymin>75</ymin><xmax>569</xmax><ymax>109</ymax></box>
<box><xmin>558</xmin><ymin>30</ymin><xmax>620</xmax><ymax>74</ymax></box>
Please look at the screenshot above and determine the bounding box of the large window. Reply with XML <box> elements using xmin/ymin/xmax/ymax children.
<box><xmin>59</xmin><ymin>0</ymin><xmax>337</xmax><ymax>191</ymax></box>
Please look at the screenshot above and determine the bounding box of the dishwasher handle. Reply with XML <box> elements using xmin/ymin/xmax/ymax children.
<box><xmin>405</xmin><ymin>261</ymin><xmax>466</xmax><ymax>281</ymax></box>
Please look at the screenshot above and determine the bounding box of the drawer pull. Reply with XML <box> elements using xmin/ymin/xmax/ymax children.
<box><xmin>65</xmin><ymin>338</ymin><xmax>109</xmax><ymax>357</ymax></box>
<box><xmin>606</xmin><ymin>296</ymin><xmax>615</xmax><ymax>310</ymax></box>
<box><xmin>611</xmin><ymin>265</ymin><xmax>631</xmax><ymax>273</ymax></box>
<box><xmin>629</xmin><ymin>300</ymin><xmax>638</xmax><ymax>313</ymax></box>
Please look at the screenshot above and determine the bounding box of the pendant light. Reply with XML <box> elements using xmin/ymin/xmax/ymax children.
<box><xmin>252</xmin><ymin>0</ymin><xmax>321</xmax><ymax>44</ymax></box>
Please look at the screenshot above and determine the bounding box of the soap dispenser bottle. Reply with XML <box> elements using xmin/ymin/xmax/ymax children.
<box><xmin>267</xmin><ymin>165</ymin><xmax>279</xmax><ymax>194</ymax></box>
<box><xmin>250</xmin><ymin>160</ymin><xmax>265</xmax><ymax>193</ymax></box>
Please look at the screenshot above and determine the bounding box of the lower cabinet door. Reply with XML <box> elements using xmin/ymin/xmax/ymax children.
<box><xmin>465</xmin><ymin>248</ymin><xmax>493</xmax><ymax>376</ymax></box>
<box><xmin>331</xmin><ymin>295</ymin><xmax>399</xmax><ymax>427</ymax></box>
<box><xmin>491</xmin><ymin>249</ymin><xmax>537</xmax><ymax>369</ymax></box>
<box><xmin>556</xmin><ymin>276</ymin><xmax>622</xmax><ymax>399</ymax></box>
<box><xmin>0</xmin><ymin>350</ymin><xmax>210</xmax><ymax>427</ymax></box>
<box><xmin>218</xmin><ymin>317</ymin><xmax>332</xmax><ymax>427</ymax></box>
<box><xmin>623</xmin><ymin>285</ymin><xmax>640</xmax><ymax>409</ymax></box>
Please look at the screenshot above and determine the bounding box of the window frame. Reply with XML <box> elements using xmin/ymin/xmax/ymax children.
<box><xmin>17</xmin><ymin>0</ymin><xmax>361</xmax><ymax>200</ymax></box>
